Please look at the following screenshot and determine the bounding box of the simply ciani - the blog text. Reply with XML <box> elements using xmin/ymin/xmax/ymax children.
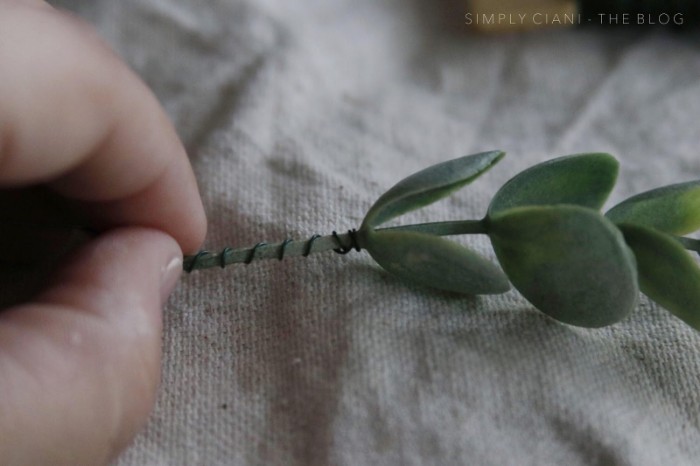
<box><xmin>465</xmin><ymin>12</ymin><xmax>685</xmax><ymax>27</ymax></box>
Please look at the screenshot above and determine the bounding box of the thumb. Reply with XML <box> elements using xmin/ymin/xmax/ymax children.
<box><xmin>0</xmin><ymin>228</ymin><xmax>181</xmax><ymax>466</ymax></box>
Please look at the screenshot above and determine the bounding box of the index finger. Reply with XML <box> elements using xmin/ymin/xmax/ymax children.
<box><xmin>0</xmin><ymin>3</ymin><xmax>206</xmax><ymax>253</ymax></box>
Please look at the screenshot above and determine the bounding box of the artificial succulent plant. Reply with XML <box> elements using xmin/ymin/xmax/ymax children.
<box><xmin>185</xmin><ymin>151</ymin><xmax>700</xmax><ymax>330</ymax></box>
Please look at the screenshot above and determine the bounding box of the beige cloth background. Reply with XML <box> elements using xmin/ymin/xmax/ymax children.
<box><xmin>50</xmin><ymin>1</ymin><xmax>700</xmax><ymax>464</ymax></box>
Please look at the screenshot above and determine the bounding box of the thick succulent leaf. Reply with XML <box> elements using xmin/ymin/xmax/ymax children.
<box><xmin>363</xmin><ymin>230</ymin><xmax>510</xmax><ymax>295</ymax></box>
<box><xmin>488</xmin><ymin>205</ymin><xmax>638</xmax><ymax>328</ymax></box>
<box><xmin>619</xmin><ymin>224</ymin><xmax>700</xmax><ymax>330</ymax></box>
<box><xmin>606</xmin><ymin>181</ymin><xmax>700</xmax><ymax>235</ymax></box>
<box><xmin>362</xmin><ymin>151</ymin><xmax>505</xmax><ymax>229</ymax></box>
<box><xmin>488</xmin><ymin>153</ymin><xmax>619</xmax><ymax>216</ymax></box>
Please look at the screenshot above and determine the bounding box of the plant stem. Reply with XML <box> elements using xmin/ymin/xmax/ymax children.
<box><xmin>183</xmin><ymin>219</ymin><xmax>487</xmax><ymax>271</ymax></box>
<box><xmin>380</xmin><ymin>219</ymin><xmax>487</xmax><ymax>236</ymax></box>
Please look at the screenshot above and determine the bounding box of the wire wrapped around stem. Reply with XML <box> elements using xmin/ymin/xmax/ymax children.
<box><xmin>182</xmin><ymin>220</ymin><xmax>490</xmax><ymax>272</ymax></box>
<box><xmin>183</xmin><ymin>229</ymin><xmax>361</xmax><ymax>272</ymax></box>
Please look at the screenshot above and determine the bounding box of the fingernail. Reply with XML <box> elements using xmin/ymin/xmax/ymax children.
<box><xmin>160</xmin><ymin>255</ymin><xmax>183</xmax><ymax>303</ymax></box>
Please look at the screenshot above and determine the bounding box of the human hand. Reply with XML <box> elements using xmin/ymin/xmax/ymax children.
<box><xmin>0</xmin><ymin>2</ymin><xmax>207</xmax><ymax>464</ymax></box>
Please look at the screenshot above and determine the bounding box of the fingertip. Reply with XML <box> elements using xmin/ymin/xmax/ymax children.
<box><xmin>0</xmin><ymin>227</ymin><xmax>183</xmax><ymax>465</ymax></box>
<box><xmin>43</xmin><ymin>227</ymin><xmax>184</xmax><ymax>316</ymax></box>
<box><xmin>77</xmin><ymin>153</ymin><xmax>208</xmax><ymax>254</ymax></box>
<box><xmin>183</xmin><ymin>193</ymin><xmax>208</xmax><ymax>254</ymax></box>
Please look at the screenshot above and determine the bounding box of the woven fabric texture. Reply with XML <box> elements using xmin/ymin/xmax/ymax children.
<box><xmin>50</xmin><ymin>1</ymin><xmax>700</xmax><ymax>464</ymax></box>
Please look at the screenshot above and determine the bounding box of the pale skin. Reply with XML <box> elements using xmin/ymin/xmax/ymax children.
<box><xmin>0</xmin><ymin>1</ymin><xmax>208</xmax><ymax>464</ymax></box>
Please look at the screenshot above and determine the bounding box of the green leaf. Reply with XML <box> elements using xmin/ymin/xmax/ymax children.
<box><xmin>362</xmin><ymin>151</ymin><xmax>505</xmax><ymax>229</ymax></box>
<box><xmin>606</xmin><ymin>181</ymin><xmax>700</xmax><ymax>235</ymax></box>
<box><xmin>618</xmin><ymin>224</ymin><xmax>700</xmax><ymax>330</ymax></box>
<box><xmin>488</xmin><ymin>153</ymin><xmax>619</xmax><ymax>216</ymax></box>
<box><xmin>363</xmin><ymin>229</ymin><xmax>510</xmax><ymax>295</ymax></box>
<box><xmin>488</xmin><ymin>205</ymin><xmax>638</xmax><ymax>328</ymax></box>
